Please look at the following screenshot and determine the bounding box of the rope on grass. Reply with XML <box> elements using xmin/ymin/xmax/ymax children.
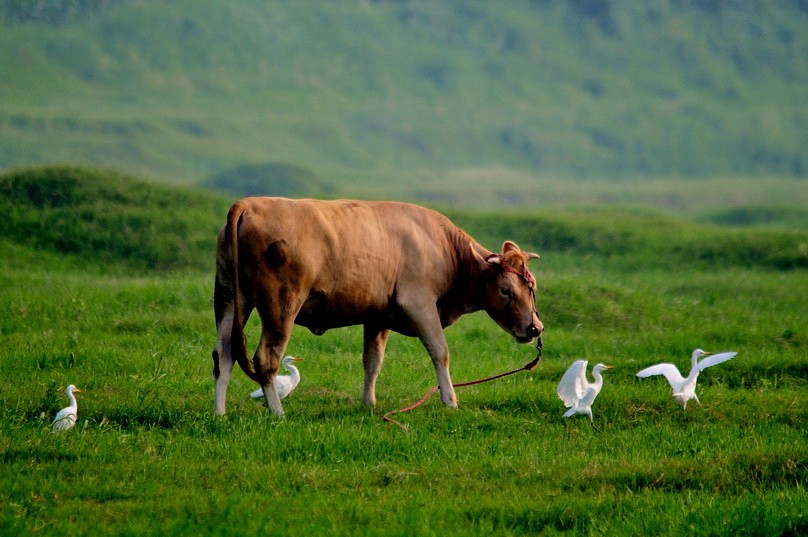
<box><xmin>383</xmin><ymin>347</ymin><xmax>543</xmax><ymax>431</ymax></box>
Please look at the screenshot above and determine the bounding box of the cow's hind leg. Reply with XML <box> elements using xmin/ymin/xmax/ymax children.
<box><xmin>362</xmin><ymin>325</ymin><xmax>390</xmax><ymax>406</ymax></box>
<box><xmin>213</xmin><ymin>306</ymin><xmax>241</xmax><ymax>416</ymax></box>
<box><xmin>212</xmin><ymin>282</ymin><xmax>253</xmax><ymax>415</ymax></box>
<box><xmin>254</xmin><ymin>330</ymin><xmax>287</xmax><ymax>416</ymax></box>
<box><xmin>253</xmin><ymin>293</ymin><xmax>298</xmax><ymax>416</ymax></box>
<box><xmin>212</xmin><ymin>341</ymin><xmax>233</xmax><ymax>416</ymax></box>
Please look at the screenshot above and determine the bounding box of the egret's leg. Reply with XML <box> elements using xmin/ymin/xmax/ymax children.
<box><xmin>564</xmin><ymin>418</ymin><xmax>574</xmax><ymax>440</ymax></box>
<box><xmin>588</xmin><ymin>411</ymin><xmax>602</xmax><ymax>433</ymax></box>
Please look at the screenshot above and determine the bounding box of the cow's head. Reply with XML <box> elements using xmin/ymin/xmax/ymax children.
<box><xmin>476</xmin><ymin>240</ymin><xmax>543</xmax><ymax>345</ymax></box>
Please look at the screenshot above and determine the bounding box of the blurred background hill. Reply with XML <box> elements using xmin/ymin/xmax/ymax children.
<box><xmin>1</xmin><ymin>0</ymin><xmax>806</xmax><ymax>212</ymax></box>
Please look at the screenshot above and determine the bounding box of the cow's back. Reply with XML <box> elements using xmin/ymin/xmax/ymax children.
<box><xmin>231</xmin><ymin>198</ymin><xmax>465</xmax><ymax>325</ymax></box>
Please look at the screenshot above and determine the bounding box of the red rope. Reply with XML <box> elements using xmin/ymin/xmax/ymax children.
<box><xmin>382</xmin><ymin>351</ymin><xmax>542</xmax><ymax>430</ymax></box>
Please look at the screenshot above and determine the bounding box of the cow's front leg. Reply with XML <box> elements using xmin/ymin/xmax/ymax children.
<box><xmin>402</xmin><ymin>303</ymin><xmax>457</xmax><ymax>408</ymax></box>
<box><xmin>362</xmin><ymin>325</ymin><xmax>390</xmax><ymax>406</ymax></box>
<box><xmin>425</xmin><ymin>333</ymin><xmax>458</xmax><ymax>408</ymax></box>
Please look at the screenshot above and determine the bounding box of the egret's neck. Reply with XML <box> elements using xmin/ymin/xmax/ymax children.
<box><xmin>689</xmin><ymin>354</ymin><xmax>701</xmax><ymax>378</ymax></box>
<box><xmin>591</xmin><ymin>370</ymin><xmax>604</xmax><ymax>390</ymax></box>
<box><xmin>287</xmin><ymin>365</ymin><xmax>300</xmax><ymax>384</ymax></box>
<box><xmin>67</xmin><ymin>391</ymin><xmax>78</xmax><ymax>407</ymax></box>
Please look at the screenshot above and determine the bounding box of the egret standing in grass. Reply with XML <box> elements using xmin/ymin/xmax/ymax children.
<box><xmin>636</xmin><ymin>348</ymin><xmax>738</xmax><ymax>409</ymax></box>
<box><xmin>52</xmin><ymin>384</ymin><xmax>81</xmax><ymax>433</ymax></box>
<box><xmin>250</xmin><ymin>356</ymin><xmax>304</xmax><ymax>403</ymax></box>
<box><xmin>557</xmin><ymin>360</ymin><xmax>613</xmax><ymax>432</ymax></box>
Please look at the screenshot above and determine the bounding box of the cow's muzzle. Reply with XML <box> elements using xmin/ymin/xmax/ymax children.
<box><xmin>526</xmin><ymin>322</ymin><xmax>542</xmax><ymax>339</ymax></box>
<box><xmin>514</xmin><ymin>322</ymin><xmax>543</xmax><ymax>344</ymax></box>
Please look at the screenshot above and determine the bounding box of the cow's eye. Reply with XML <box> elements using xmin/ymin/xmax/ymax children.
<box><xmin>500</xmin><ymin>287</ymin><xmax>511</xmax><ymax>297</ymax></box>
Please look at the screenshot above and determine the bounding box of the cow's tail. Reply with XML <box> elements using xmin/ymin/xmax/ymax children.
<box><xmin>227</xmin><ymin>201</ymin><xmax>260</xmax><ymax>383</ymax></box>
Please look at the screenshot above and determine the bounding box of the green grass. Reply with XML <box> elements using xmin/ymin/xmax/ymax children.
<box><xmin>1</xmin><ymin>169</ymin><xmax>806</xmax><ymax>536</ymax></box>
<box><xmin>1</xmin><ymin>259</ymin><xmax>805</xmax><ymax>536</ymax></box>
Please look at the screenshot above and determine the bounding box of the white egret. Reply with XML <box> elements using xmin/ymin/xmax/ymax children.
<box><xmin>250</xmin><ymin>356</ymin><xmax>304</xmax><ymax>402</ymax></box>
<box><xmin>557</xmin><ymin>360</ymin><xmax>613</xmax><ymax>432</ymax></box>
<box><xmin>52</xmin><ymin>384</ymin><xmax>81</xmax><ymax>433</ymax></box>
<box><xmin>636</xmin><ymin>348</ymin><xmax>738</xmax><ymax>409</ymax></box>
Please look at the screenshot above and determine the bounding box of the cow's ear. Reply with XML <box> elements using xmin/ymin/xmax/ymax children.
<box><xmin>503</xmin><ymin>241</ymin><xmax>540</xmax><ymax>262</ymax></box>
<box><xmin>502</xmin><ymin>241</ymin><xmax>520</xmax><ymax>255</ymax></box>
<box><xmin>470</xmin><ymin>243</ymin><xmax>496</xmax><ymax>269</ymax></box>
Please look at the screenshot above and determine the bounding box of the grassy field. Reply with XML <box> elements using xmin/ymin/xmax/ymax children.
<box><xmin>1</xmin><ymin>168</ymin><xmax>806</xmax><ymax>536</ymax></box>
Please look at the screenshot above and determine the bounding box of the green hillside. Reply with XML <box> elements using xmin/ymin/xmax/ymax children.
<box><xmin>2</xmin><ymin>166</ymin><xmax>806</xmax><ymax>274</ymax></box>
<box><xmin>1</xmin><ymin>0</ymin><xmax>807</xmax><ymax>207</ymax></box>
<box><xmin>0</xmin><ymin>165</ymin><xmax>229</xmax><ymax>271</ymax></box>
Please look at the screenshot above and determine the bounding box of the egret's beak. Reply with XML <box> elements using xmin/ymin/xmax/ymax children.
<box><xmin>290</xmin><ymin>357</ymin><xmax>304</xmax><ymax>362</ymax></box>
<box><xmin>603</xmin><ymin>365</ymin><xmax>614</xmax><ymax>370</ymax></box>
<box><xmin>74</xmin><ymin>388</ymin><xmax>82</xmax><ymax>393</ymax></box>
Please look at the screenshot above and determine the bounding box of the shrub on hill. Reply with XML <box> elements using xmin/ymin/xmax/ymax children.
<box><xmin>203</xmin><ymin>162</ymin><xmax>334</xmax><ymax>199</ymax></box>
<box><xmin>0</xmin><ymin>165</ymin><xmax>228</xmax><ymax>271</ymax></box>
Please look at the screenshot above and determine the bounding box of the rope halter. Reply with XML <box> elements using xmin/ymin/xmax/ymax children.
<box><xmin>485</xmin><ymin>253</ymin><xmax>536</xmax><ymax>285</ymax></box>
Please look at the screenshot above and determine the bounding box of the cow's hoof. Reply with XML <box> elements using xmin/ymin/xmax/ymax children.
<box><xmin>443</xmin><ymin>398</ymin><xmax>458</xmax><ymax>408</ymax></box>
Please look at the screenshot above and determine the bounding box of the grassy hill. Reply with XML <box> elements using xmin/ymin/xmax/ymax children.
<box><xmin>0</xmin><ymin>165</ymin><xmax>229</xmax><ymax>272</ymax></box>
<box><xmin>2</xmin><ymin>166</ymin><xmax>806</xmax><ymax>274</ymax></box>
<box><xmin>1</xmin><ymin>0</ymin><xmax>807</xmax><ymax>208</ymax></box>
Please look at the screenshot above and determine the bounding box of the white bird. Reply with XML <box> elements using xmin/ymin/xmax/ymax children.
<box><xmin>250</xmin><ymin>356</ymin><xmax>304</xmax><ymax>402</ymax></box>
<box><xmin>636</xmin><ymin>349</ymin><xmax>738</xmax><ymax>409</ymax></box>
<box><xmin>557</xmin><ymin>360</ymin><xmax>613</xmax><ymax>432</ymax></box>
<box><xmin>52</xmin><ymin>384</ymin><xmax>81</xmax><ymax>433</ymax></box>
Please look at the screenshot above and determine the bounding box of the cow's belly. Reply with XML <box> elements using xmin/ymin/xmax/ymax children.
<box><xmin>295</xmin><ymin>292</ymin><xmax>418</xmax><ymax>336</ymax></box>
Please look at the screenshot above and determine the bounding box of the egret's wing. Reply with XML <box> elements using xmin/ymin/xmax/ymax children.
<box><xmin>636</xmin><ymin>363</ymin><xmax>686</xmax><ymax>391</ymax></box>
<box><xmin>696</xmin><ymin>351</ymin><xmax>737</xmax><ymax>372</ymax></box>
<box><xmin>557</xmin><ymin>360</ymin><xmax>587</xmax><ymax>407</ymax></box>
<box><xmin>276</xmin><ymin>377</ymin><xmax>293</xmax><ymax>400</ymax></box>
<box><xmin>52</xmin><ymin>408</ymin><xmax>76</xmax><ymax>431</ymax></box>
<box><xmin>251</xmin><ymin>377</ymin><xmax>295</xmax><ymax>401</ymax></box>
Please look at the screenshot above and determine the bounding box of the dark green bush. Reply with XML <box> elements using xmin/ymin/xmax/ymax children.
<box><xmin>203</xmin><ymin>162</ymin><xmax>334</xmax><ymax>199</ymax></box>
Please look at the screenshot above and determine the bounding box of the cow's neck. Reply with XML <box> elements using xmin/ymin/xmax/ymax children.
<box><xmin>444</xmin><ymin>234</ymin><xmax>492</xmax><ymax>317</ymax></box>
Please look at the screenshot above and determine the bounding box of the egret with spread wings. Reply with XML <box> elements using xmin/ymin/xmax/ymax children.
<box><xmin>636</xmin><ymin>349</ymin><xmax>737</xmax><ymax>409</ymax></box>
<box><xmin>557</xmin><ymin>360</ymin><xmax>613</xmax><ymax>432</ymax></box>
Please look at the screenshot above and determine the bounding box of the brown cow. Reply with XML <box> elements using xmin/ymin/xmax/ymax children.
<box><xmin>212</xmin><ymin>198</ymin><xmax>543</xmax><ymax>416</ymax></box>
